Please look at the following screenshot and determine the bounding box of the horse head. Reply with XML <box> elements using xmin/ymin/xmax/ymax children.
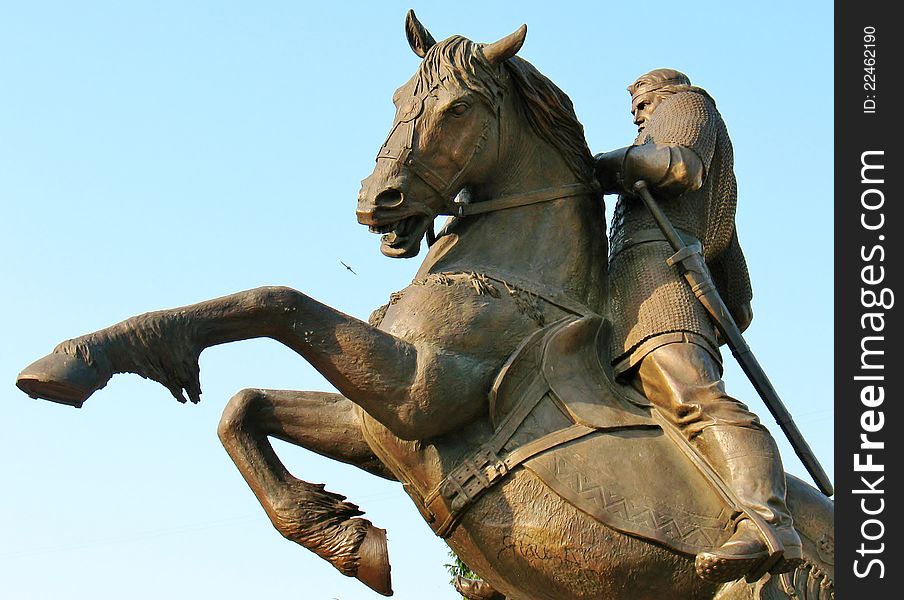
<box><xmin>356</xmin><ymin>11</ymin><xmax>528</xmax><ymax>258</ymax></box>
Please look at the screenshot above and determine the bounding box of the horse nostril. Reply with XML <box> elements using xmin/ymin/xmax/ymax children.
<box><xmin>375</xmin><ymin>189</ymin><xmax>404</xmax><ymax>208</ymax></box>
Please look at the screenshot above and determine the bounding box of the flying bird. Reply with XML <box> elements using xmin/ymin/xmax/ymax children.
<box><xmin>340</xmin><ymin>260</ymin><xmax>357</xmax><ymax>275</ymax></box>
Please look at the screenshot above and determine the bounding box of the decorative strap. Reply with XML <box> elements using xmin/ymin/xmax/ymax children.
<box><xmin>450</xmin><ymin>267</ymin><xmax>597</xmax><ymax>317</ymax></box>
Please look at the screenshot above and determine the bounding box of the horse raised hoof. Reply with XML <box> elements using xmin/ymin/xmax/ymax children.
<box><xmin>453</xmin><ymin>575</ymin><xmax>506</xmax><ymax>600</ymax></box>
<box><xmin>355</xmin><ymin>523</ymin><xmax>393</xmax><ymax>596</ymax></box>
<box><xmin>16</xmin><ymin>350</ymin><xmax>110</xmax><ymax>408</ymax></box>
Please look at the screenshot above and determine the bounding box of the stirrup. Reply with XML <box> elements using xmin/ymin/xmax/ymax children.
<box><xmin>767</xmin><ymin>542</ymin><xmax>803</xmax><ymax>578</ymax></box>
<box><xmin>749</xmin><ymin>522</ymin><xmax>803</xmax><ymax>582</ymax></box>
<box><xmin>695</xmin><ymin>519</ymin><xmax>782</xmax><ymax>583</ymax></box>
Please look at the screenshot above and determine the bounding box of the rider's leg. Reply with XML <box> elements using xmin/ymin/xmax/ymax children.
<box><xmin>217</xmin><ymin>388</ymin><xmax>394</xmax><ymax>596</ymax></box>
<box><xmin>631</xmin><ymin>341</ymin><xmax>801</xmax><ymax>582</ymax></box>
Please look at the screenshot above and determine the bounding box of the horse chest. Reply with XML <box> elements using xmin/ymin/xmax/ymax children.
<box><xmin>363</xmin><ymin>276</ymin><xmax>559</xmax><ymax>500</ymax></box>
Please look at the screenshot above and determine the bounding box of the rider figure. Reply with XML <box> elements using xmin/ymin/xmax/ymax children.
<box><xmin>595</xmin><ymin>68</ymin><xmax>802</xmax><ymax>583</ymax></box>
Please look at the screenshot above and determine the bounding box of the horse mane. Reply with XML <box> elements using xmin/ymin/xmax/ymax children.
<box><xmin>503</xmin><ymin>57</ymin><xmax>596</xmax><ymax>185</ymax></box>
<box><xmin>416</xmin><ymin>36</ymin><xmax>596</xmax><ymax>185</ymax></box>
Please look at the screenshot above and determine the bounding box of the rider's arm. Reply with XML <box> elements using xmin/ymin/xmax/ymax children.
<box><xmin>593</xmin><ymin>142</ymin><xmax>705</xmax><ymax>197</ymax></box>
<box><xmin>593</xmin><ymin>147</ymin><xmax>630</xmax><ymax>194</ymax></box>
<box><xmin>621</xmin><ymin>142</ymin><xmax>706</xmax><ymax>196</ymax></box>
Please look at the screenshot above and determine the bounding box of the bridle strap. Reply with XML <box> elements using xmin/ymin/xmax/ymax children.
<box><xmin>377</xmin><ymin>86</ymin><xmax>495</xmax><ymax>213</ymax></box>
<box><xmin>451</xmin><ymin>183</ymin><xmax>595</xmax><ymax>217</ymax></box>
<box><xmin>406</xmin><ymin>153</ymin><xmax>467</xmax><ymax>199</ymax></box>
<box><xmin>405</xmin><ymin>115</ymin><xmax>493</xmax><ymax>205</ymax></box>
<box><xmin>376</xmin><ymin>87</ymin><xmax>599</xmax><ymax>245</ymax></box>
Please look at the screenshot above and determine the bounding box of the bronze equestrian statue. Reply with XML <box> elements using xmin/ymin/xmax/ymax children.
<box><xmin>16</xmin><ymin>12</ymin><xmax>834</xmax><ymax>600</ymax></box>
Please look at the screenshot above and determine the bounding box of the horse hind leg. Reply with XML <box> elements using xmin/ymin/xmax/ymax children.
<box><xmin>454</xmin><ymin>575</ymin><xmax>506</xmax><ymax>600</ymax></box>
<box><xmin>217</xmin><ymin>388</ymin><xmax>395</xmax><ymax>596</ymax></box>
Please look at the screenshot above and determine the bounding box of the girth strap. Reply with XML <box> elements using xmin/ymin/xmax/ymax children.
<box><xmin>425</xmin><ymin>423</ymin><xmax>596</xmax><ymax>538</ymax></box>
<box><xmin>420</xmin><ymin>322</ymin><xmax>597</xmax><ymax>538</ymax></box>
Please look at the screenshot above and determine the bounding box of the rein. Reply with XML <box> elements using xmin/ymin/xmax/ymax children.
<box><xmin>451</xmin><ymin>182</ymin><xmax>593</xmax><ymax>217</ymax></box>
<box><xmin>376</xmin><ymin>84</ymin><xmax>599</xmax><ymax>244</ymax></box>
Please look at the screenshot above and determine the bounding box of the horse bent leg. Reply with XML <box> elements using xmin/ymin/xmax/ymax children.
<box><xmin>18</xmin><ymin>286</ymin><xmax>417</xmax><ymax>406</ymax></box>
<box><xmin>217</xmin><ymin>388</ymin><xmax>394</xmax><ymax>596</ymax></box>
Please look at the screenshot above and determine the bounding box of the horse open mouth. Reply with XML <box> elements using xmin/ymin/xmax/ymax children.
<box><xmin>369</xmin><ymin>214</ymin><xmax>431</xmax><ymax>258</ymax></box>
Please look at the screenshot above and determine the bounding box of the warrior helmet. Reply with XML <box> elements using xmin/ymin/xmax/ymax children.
<box><xmin>627</xmin><ymin>68</ymin><xmax>692</xmax><ymax>98</ymax></box>
<box><xmin>627</xmin><ymin>68</ymin><xmax>715</xmax><ymax>107</ymax></box>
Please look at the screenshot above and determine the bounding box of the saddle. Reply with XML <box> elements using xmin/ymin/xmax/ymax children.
<box><xmin>431</xmin><ymin>314</ymin><xmax>737</xmax><ymax>556</ymax></box>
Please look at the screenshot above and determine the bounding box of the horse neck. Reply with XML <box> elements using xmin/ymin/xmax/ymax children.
<box><xmin>420</xmin><ymin>133</ymin><xmax>608</xmax><ymax>313</ymax></box>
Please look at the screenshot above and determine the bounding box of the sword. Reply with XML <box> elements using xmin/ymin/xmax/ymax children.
<box><xmin>632</xmin><ymin>180</ymin><xmax>834</xmax><ymax>497</ymax></box>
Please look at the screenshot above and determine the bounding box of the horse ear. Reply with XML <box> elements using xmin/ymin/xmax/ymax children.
<box><xmin>405</xmin><ymin>9</ymin><xmax>436</xmax><ymax>58</ymax></box>
<box><xmin>482</xmin><ymin>24</ymin><xmax>527</xmax><ymax>66</ymax></box>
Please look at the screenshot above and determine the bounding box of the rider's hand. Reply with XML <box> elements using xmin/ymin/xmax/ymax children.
<box><xmin>594</xmin><ymin>148</ymin><xmax>629</xmax><ymax>194</ymax></box>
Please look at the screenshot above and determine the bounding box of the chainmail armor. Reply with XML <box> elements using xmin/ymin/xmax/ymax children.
<box><xmin>608</xmin><ymin>90</ymin><xmax>752</xmax><ymax>372</ymax></box>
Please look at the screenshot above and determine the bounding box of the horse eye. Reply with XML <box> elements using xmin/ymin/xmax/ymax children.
<box><xmin>449</xmin><ymin>102</ymin><xmax>470</xmax><ymax>116</ymax></box>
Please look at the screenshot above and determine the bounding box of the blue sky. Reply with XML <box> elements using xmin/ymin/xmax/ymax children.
<box><xmin>0</xmin><ymin>2</ymin><xmax>832</xmax><ymax>599</ymax></box>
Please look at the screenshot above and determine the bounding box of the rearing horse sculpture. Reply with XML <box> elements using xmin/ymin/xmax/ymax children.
<box><xmin>17</xmin><ymin>12</ymin><xmax>833</xmax><ymax>600</ymax></box>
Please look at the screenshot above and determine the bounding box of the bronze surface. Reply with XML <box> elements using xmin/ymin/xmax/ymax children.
<box><xmin>16</xmin><ymin>12</ymin><xmax>833</xmax><ymax>600</ymax></box>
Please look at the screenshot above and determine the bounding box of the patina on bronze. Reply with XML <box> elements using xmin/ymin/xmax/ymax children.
<box><xmin>16</xmin><ymin>12</ymin><xmax>833</xmax><ymax>600</ymax></box>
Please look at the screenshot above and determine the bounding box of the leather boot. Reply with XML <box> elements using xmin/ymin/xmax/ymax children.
<box><xmin>693</xmin><ymin>426</ymin><xmax>802</xmax><ymax>583</ymax></box>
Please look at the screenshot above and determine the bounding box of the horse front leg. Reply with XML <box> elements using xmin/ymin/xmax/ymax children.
<box><xmin>17</xmin><ymin>286</ymin><xmax>490</xmax><ymax>438</ymax></box>
<box><xmin>217</xmin><ymin>388</ymin><xmax>394</xmax><ymax>596</ymax></box>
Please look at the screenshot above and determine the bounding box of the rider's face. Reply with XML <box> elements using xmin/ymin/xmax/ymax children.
<box><xmin>631</xmin><ymin>92</ymin><xmax>663</xmax><ymax>133</ymax></box>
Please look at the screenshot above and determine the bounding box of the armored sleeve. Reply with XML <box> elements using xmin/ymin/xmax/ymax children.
<box><xmin>641</xmin><ymin>91</ymin><xmax>719</xmax><ymax>183</ymax></box>
<box><xmin>622</xmin><ymin>143</ymin><xmax>705</xmax><ymax>197</ymax></box>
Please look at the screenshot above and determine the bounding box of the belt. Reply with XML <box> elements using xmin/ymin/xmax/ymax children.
<box><xmin>610</xmin><ymin>227</ymin><xmax>702</xmax><ymax>260</ymax></box>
